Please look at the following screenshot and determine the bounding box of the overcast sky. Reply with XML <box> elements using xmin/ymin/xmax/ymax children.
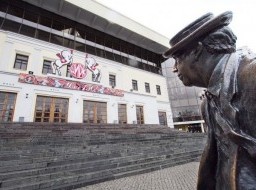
<box><xmin>95</xmin><ymin>0</ymin><xmax>256</xmax><ymax>51</ymax></box>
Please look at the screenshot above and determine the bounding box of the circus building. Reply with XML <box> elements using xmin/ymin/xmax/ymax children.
<box><xmin>0</xmin><ymin>0</ymin><xmax>173</xmax><ymax>126</ymax></box>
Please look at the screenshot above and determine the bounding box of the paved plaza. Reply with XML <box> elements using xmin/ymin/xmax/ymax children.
<box><xmin>76</xmin><ymin>162</ymin><xmax>199</xmax><ymax>190</ymax></box>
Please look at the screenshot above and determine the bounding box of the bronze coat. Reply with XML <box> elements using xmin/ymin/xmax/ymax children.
<box><xmin>197</xmin><ymin>48</ymin><xmax>256</xmax><ymax>190</ymax></box>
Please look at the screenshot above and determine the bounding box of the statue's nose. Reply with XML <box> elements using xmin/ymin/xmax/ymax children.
<box><xmin>172</xmin><ymin>67</ymin><xmax>178</xmax><ymax>73</ymax></box>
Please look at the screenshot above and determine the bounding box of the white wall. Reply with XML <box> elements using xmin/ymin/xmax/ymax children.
<box><xmin>0</xmin><ymin>73</ymin><xmax>164</xmax><ymax>125</ymax></box>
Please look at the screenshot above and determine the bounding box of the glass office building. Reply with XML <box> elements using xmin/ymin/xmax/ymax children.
<box><xmin>162</xmin><ymin>59</ymin><xmax>206</xmax><ymax>132</ymax></box>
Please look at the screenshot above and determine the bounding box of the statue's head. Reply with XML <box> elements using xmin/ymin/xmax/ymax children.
<box><xmin>163</xmin><ymin>11</ymin><xmax>235</xmax><ymax>58</ymax></box>
<box><xmin>163</xmin><ymin>11</ymin><xmax>237</xmax><ymax>88</ymax></box>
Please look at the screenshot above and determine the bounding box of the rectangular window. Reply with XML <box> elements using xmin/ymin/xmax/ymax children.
<box><xmin>74</xmin><ymin>41</ymin><xmax>85</xmax><ymax>52</ymax></box>
<box><xmin>156</xmin><ymin>85</ymin><xmax>161</xmax><ymax>95</ymax></box>
<box><xmin>42</xmin><ymin>60</ymin><xmax>52</xmax><ymax>75</ymax></box>
<box><xmin>109</xmin><ymin>74</ymin><xmax>116</xmax><ymax>87</ymax></box>
<box><xmin>13</xmin><ymin>54</ymin><xmax>28</xmax><ymax>70</ymax></box>
<box><xmin>63</xmin><ymin>37</ymin><xmax>75</xmax><ymax>49</ymax></box>
<box><xmin>145</xmin><ymin>82</ymin><xmax>150</xmax><ymax>93</ymax></box>
<box><xmin>118</xmin><ymin>104</ymin><xmax>127</xmax><ymax>124</ymax></box>
<box><xmin>132</xmin><ymin>80</ymin><xmax>138</xmax><ymax>91</ymax></box>
<box><xmin>36</xmin><ymin>29</ymin><xmax>50</xmax><ymax>42</ymax></box>
<box><xmin>50</xmin><ymin>34</ymin><xmax>63</xmax><ymax>46</ymax></box>
<box><xmin>23</xmin><ymin>10</ymin><xmax>39</xmax><ymax>23</ymax></box>
<box><xmin>2</xmin><ymin>19</ymin><xmax>20</xmax><ymax>34</ymax></box>
<box><xmin>20</xmin><ymin>25</ymin><xmax>36</xmax><ymax>38</ymax></box>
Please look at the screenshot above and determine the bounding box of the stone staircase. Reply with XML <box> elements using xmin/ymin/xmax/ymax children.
<box><xmin>0</xmin><ymin>123</ymin><xmax>207</xmax><ymax>190</ymax></box>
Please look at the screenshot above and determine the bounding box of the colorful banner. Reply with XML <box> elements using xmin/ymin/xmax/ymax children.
<box><xmin>18</xmin><ymin>73</ymin><xmax>124</xmax><ymax>97</ymax></box>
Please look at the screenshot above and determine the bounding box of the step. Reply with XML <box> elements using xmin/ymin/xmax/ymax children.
<box><xmin>0</xmin><ymin>137</ymin><xmax>205</xmax><ymax>162</ymax></box>
<box><xmin>0</xmin><ymin>154</ymin><xmax>201</xmax><ymax>190</ymax></box>
<box><xmin>0</xmin><ymin>158</ymin><xmax>200</xmax><ymax>190</ymax></box>
<box><xmin>0</xmin><ymin>144</ymin><xmax>203</xmax><ymax>172</ymax></box>
<box><xmin>0</xmin><ymin>138</ymin><xmax>204</xmax><ymax>165</ymax></box>
<box><xmin>0</xmin><ymin>149</ymin><xmax>202</xmax><ymax>187</ymax></box>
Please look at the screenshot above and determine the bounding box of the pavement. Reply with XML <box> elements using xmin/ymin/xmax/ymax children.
<box><xmin>76</xmin><ymin>162</ymin><xmax>199</xmax><ymax>190</ymax></box>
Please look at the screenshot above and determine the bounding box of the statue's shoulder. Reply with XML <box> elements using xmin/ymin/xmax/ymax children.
<box><xmin>236</xmin><ymin>47</ymin><xmax>256</xmax><ymax>89</ymax></box>
<box><xmin>237</xmin><ymin>47</ymin><xmax>256</xmax><ymax>65</ymax></box>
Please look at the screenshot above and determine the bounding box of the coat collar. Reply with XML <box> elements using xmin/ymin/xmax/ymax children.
<box><xmin>207</xmin><ymin>53</ymin><xmax>237</xmax><ymax>98</ymax></box>
<box><xmin>207</xmin><ymin>54</ymin><xmax>231</xmax><ymax>97</ymax></box>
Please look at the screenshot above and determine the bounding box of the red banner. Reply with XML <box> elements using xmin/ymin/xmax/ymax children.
<box><xmin>18</xmin><ymin>73</ymin><xmax>124</xmax><ymax>97</ymax></box>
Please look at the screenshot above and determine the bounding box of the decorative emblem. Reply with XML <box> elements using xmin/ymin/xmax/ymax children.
<box><xmin>69</xmin><ymin>63</ymin><xmax>87</xmax><ymax>79</ymax></box>
<box><xmin>51</xmin><ymin>50</ymin><xmax>101</xmax><ymax>82</ymax></box>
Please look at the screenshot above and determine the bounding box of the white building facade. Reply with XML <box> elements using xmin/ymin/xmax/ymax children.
<box><xmin>0</xmin><ymin>0</ymin><xmax>173</xmax><ymax>127</ymax></box>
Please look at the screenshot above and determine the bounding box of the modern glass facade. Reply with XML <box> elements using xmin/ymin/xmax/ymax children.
<box><xmin>0</xmin><ymin>0</ymin><xmax>165</xmax><ymax>75</ymax></box>
<box><xmin>162</xmin><ymin>59</ymin><xmax>205</xmax><ymax>132</ymax></box>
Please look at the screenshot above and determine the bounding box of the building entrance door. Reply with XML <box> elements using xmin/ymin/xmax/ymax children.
<box><xmin>0</xmin><ymin>92</ymin><xmax>17</xmax><ymax>122</ymax></box>
<box><xmin>136</xmin><ymin>105</ymin><xmax>144</xmax><ymax>124</ymax></box>
<box><xmin>34</xmin><ymin>96</ymin><xmax>69</xmax><ymax>123</ymax></box>
<box><xmin>158</xmin><ymin>111</ymin><xmax>167</xmax><ymax>126</ymax></box>
<box><xmin>83</xmin><ymin>100</ymin><xmax>107</xmax><ymax>124</ymax></box>
<box><xmin>118</xmin><ymin>104</ymin><xmax>127</xmax><ymax>124</ymax></box>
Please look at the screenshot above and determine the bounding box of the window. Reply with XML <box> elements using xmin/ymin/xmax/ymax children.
<box><xmin>156</xmin><ymin>85</ymin><xmax>161</xmax><ymax>95</ymax></box>
<box><xmin>20</xmin><ymin>25</ymin><xmax>36</xmax><ymax>38</ymax></box>
<box><xmin>2</xmin><ymin>8</ymin><xmax>21</xmax><ymax>33</ymax></box>
<box><xmin>132</xmin><ymin>80</ymin><xmax>138</xmax><ymax>91</ymax></box>
<box><xmin>109</xmin><ymin>74</ymin><xmax>116</xmax><ymax>87</ymax></box>
<box><xmin>42</xmin><ymin>60</ymin><xmax>52</xmax><ymax>75</ymax></box>
<box><xmin>50</xmin><ymin>20</ymin><xmax>64</xmax><ymax>46</ymax></box>
<box><xmin>118</xmin><ymin>104</ymin><xmax>127</xmax><ymax>124</ymax></box>
<box><xmin>23</xmin><ymin>10</ymin><xmax>39</xmax><ymax>23</ymax></box>
<box><xmin>13</xmin><ymin>54</ymin><xmax>28</xmax><ymax>70</ymax></box>
<box><xmin>145</xmin><ymin>82</ymin><xmax>150</xmax><ymax>93</ymax></box>
<box><xmin>158</xmin><ymin>111</ymin><xmax>167</xmax><ymax>126</ymax></box>
<box><xmin>35</xmin><ymin>29</ymin><xmax>50</xmax><ymax>42</ymax></box>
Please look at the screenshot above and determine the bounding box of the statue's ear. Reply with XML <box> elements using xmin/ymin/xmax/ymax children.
<box><xmin>194</xmin><ymin>42</ymin><xmax>203</xmax><ymax>61</ymax></box>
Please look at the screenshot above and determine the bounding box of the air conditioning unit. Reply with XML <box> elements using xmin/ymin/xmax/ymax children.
<box><xmin>19</xmin><ymin>117</ymin><xmax>25</xmax><ymax>122</ymax></box>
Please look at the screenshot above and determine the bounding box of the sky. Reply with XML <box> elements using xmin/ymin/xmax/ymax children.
<box><xmin>95</xmin><ymin>0</ymin><xmax>256</xmax><ymax>51</ymax></box>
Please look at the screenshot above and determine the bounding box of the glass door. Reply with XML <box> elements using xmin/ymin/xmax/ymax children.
<box><xmin>158</xmin><ymin>111</ymin><xmax>167</xmax><ymax>126</ymax></box>
<box><xmin>34</xmin><ymin>96</ymin><xmax>69</xmax><ymax>123</ymax></box>
<box><xmin>136</xmin><ymin>105</ymin><xmax>144</xmax><ymax>124</ymax></box>
<box><xmin>0</xmin><ymin>92</ymin><xmax>17</xmax><ymax>122</ymax></box>
<box><xmin>83</xmin><ymin>100</ymin><xmax>107</xmax><ymax>124</ymax></box>
<box><xmin>118</xmin><ymin>104</ymin><xmax>127</xmax><ymax>124</ymax></box>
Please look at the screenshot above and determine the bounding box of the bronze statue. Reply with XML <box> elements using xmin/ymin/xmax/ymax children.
<box><xmin>163</xmin><ymin>11</ymin><xmax>256</xmax><ymax>190</ymax></box>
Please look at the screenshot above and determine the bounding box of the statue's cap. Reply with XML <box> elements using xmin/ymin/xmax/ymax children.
<box><xmin>163</xmin><ymin>11</ymin><xmax>233</xmax><ymax>58</ymax></box>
